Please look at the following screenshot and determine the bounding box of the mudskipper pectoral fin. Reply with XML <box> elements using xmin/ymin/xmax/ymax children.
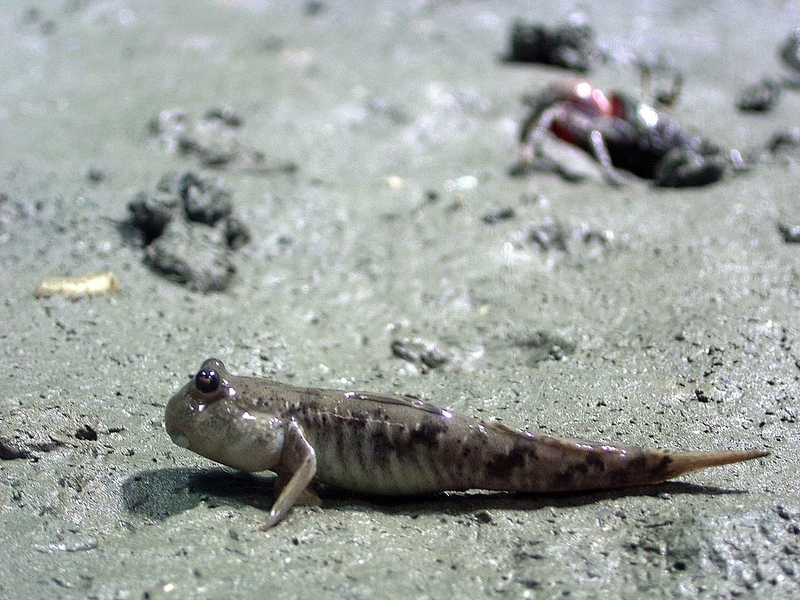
<box><xmin>262</xmin><ymin>421</ymin><xmax>317</xmax><ymax>530</ymax></box>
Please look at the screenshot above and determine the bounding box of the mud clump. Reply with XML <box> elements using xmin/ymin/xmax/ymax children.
<box><xmin>148</xmin><ymin>106</ymin><xmax>297</xmax><ymax>174</ymax></box>
<box><xmin>505</xmin><ymin>15</ymin><xmax>597</xmax><ymax>72</ymax></box>
<box><xmin>126</xmin><ymin>171</ymin><xmax>250</xmax><ymax>292</ymax></box>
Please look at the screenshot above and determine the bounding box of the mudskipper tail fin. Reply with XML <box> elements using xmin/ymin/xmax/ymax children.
<box><xmin>649</xmin><ymin>448</ymin><xmax>769</xmax><ymax>484</ymax></box>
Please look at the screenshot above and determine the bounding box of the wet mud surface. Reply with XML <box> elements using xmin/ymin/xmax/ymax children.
<box><xmin>1</xmin><ymin>2</ymin><xmax>799</xmax><ymax>599</ymax></box>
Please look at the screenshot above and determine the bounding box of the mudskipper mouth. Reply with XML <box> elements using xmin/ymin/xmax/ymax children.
<box><xmin>170</xmin><ymin>434</ymin><xmax>191</xmax><ymax>449</ymax></box>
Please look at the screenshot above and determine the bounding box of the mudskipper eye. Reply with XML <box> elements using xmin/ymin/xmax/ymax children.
<box><xmin>195</xmin><ymin>368</ymin><xmax>220</xmax><ymax>393</ymax></box>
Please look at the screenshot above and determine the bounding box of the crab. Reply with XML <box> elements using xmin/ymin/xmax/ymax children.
<box><xmin>516</xmin><ymin>76</ymin><xmax>729</xmax><ymax>187</ymax></box>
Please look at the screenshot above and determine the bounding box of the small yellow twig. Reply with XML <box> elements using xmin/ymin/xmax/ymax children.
<box><xmin>34</xmin><ymin>272</ymin><xmax>120</xmax><ymax>298</ymax></box>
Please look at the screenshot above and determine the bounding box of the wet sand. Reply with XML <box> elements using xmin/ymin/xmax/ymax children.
<box><xmin>0</xmin><ymin>2</ymin><xmax>797</xmax><ymax>598</ymax></box>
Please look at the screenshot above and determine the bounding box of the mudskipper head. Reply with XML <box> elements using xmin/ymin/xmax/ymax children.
<box><xmin>165</xmin><ymin>358</ymin><xmax>229</xmax><ymax>451</ymax></box>
<box><xmin>165</xmin><ymin>358</ymin><xmax>284</xmax><ymax>472</ymax></box>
